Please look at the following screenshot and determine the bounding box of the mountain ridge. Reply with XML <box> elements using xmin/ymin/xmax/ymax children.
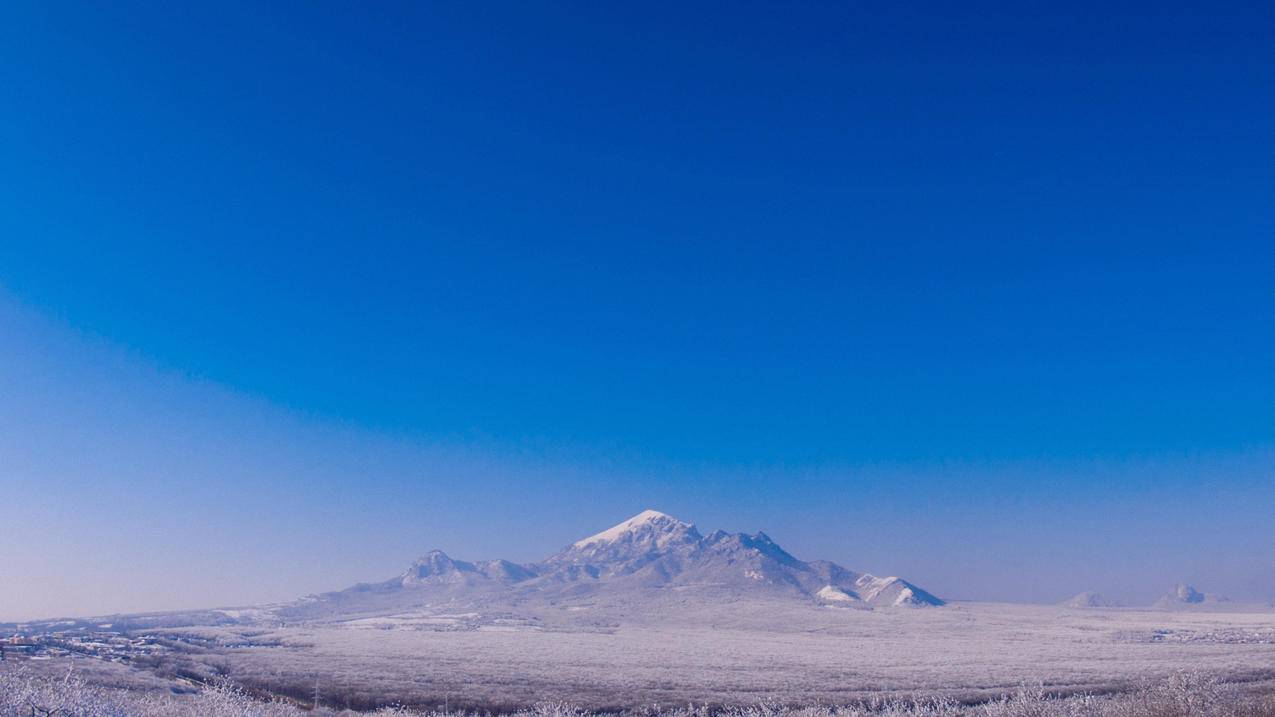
<box><xmin>295</xmin><ymin>509</ymin><xmax>944</xmax><ymax>616</ymax></box>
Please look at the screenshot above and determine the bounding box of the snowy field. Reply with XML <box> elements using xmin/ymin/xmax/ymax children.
<box><xmin>5</xmin><ymin>666</ymin><xmax>1275</xmax><ymax>717</ymax></box>
<box><xmin>32</xmin><ymin>600</ymin><xmax>1272</xmax><ymax>711</ymax></box>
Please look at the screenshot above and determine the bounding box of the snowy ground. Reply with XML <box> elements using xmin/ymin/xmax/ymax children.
<box><xmin>65</xmin><ymin>600</ymin><xmax>1274</xmax><ymax>710</ymax></box>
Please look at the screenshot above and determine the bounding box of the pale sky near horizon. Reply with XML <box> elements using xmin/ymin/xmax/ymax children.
<box><xmin>2</xmin><ymin>2</ymin><xmax>1274</xmax><ymax>621</ymax></box>
<box><xmin>3</xmin><ymin>295</ymin><xmax>1273</xmax><ymax>621</ymax></box>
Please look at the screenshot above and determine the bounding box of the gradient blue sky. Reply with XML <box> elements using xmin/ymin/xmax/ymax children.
<box><xmin>2</xmin><ymin>2</ymin><xmax>1273</xmax><ymax>620</ymax></box>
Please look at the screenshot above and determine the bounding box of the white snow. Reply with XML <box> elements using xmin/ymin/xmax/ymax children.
<box><xmin>573</xmin><ymin>509</ymin><xmax>678</xmax><ymax>547</ymax></box>
<box><xmin>816</xmin><ymin>585</ymin><xmax>857</xmax><ymax>602</ymax></box>
<box><xmin>854</xmin><ymin>575</ymin><xmax>901</xmax><ymax>602</ymax></box>
<box><xmin>218</xmin><ymin>609</ymin><xmax>269</xmax><ymax>620</ymax></box>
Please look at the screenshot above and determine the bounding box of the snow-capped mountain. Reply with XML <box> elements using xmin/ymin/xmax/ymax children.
<box><xmin>288</xmin><ymin>510</ymin><xmax>942</xmax><ymax>618</ymax></box>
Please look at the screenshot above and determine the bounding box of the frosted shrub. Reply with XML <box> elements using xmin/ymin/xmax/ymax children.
<box><xmin>0</xmin><ymin>666</ymin><xmax>132</xmax><ymax>717</ymax></box>
<box><xmin>0</xmin><ymin>665</ymin><xmax>301</xmax><ymax>717</ymax></box>
<box><xmin>531</xmin><ymin>702</ymin><xmax>598</xmax><ymax>717</ymax></box>
<box><xmin>980</xmin><ymin>682</ymin><xmax>1056</xmax><ymax>717</ymax></box>
<box><xmin>1136</xmin><ymin>672</ymin><xmax>1233</xmax><ymax>717</ymax></box>
<box><xmin>2</xmin><ymin>664</ymin><xmax>1273</xmax><ymax>717</ymax></box>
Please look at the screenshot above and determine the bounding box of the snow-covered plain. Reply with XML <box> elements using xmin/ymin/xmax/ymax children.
<box><xmin>5</xmin><ymin>663</ymin><xmax>1275</xmax><ymax>717</ymax></box>
<box><xmin>103</xmin><ymin>600</ymin><xmax>1275</xmax><ymax>710</ymax></box>
<box><xmin>7</xmin><ymin>512</ymin><xmax>1273</xmax><ymax>709</ymax></box>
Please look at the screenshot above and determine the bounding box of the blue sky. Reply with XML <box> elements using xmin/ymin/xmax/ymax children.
<box><xmin>1</xmin><ymin>2</ymin><xmax>1273</xmax><ymax>619</ymax></box>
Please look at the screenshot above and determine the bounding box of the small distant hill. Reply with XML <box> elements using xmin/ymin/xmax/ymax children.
<box><xmin>1060</xmin><ymin>591</ymin><xmax>1115</xmax><ymax>608</ymax></box>
<box><xmin>1154</xmin><ymin>583</ymin><xmax>1229</xmax><ymax>608</ymax></box>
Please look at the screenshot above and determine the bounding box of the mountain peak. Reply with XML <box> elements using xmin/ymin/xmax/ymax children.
<box><xmin>409</xmin><ymin>549</ymin><xmax>454</xmax><ymax>566</ymax></box>
<box><xmin>633</xmin><ymin>508</ymin><xmax>676</xmax><ymax>523</ymax></box>
<box><xmin>400</xmin><ymin>550</ymin><xmax>478</xmax><ymax>585</ymax></box>
<box><xmin>1168</xmin><ymin>583</ymin><xmax>1205</xmax><ymax>604</ymax></box>
<box><xmin>1061</xmin><ymin>591</ymin><xmax>1114</xmax><ymax>608</ymax></box>
<box><xmin>1154</xmin><ymin>583</ymin><xmax>1228</xmax><ymax>607</ymax></box>
<box><xmin>572</xmin><ymin>509</ymin><xmax>687</xmax><ymax>548</ymax></box>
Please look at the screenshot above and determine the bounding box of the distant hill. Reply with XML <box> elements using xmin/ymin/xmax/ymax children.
<box><xmin>1060</xmin><ymin>591</ymin><xmax>1116</xmax><ymax>608</ymax></box>
<box><xmin>1154</xmin><ymin>583</ymin><xmax>1229</xmax><ymax>608</ymax></box>
<box><xmin>281</xmin><ymin>509</ymin><xmax>943</xmax><ymax>621</ymax></box>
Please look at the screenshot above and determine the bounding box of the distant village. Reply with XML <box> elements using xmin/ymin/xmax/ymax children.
<box><xmin>2</xmin><ymin>630</ymin><xmax>174</xmax><ymax>665</ymax></box>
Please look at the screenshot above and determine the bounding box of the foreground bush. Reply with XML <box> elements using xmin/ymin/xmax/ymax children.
<box><xmin>1</xmin><ymin>665</ymin><xmax>1272</xmax><ymax>716</ymax></box>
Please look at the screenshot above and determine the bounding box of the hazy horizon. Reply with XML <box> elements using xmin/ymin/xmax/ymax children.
<box><xmin>3</xmin><ymin>3</ymin><xmax>1273</xmax><ymax>623</ymax></box>
<box><xmin>3</xmin><ymin>294</ymin><xmax>1272</xmax><ymax>621</ymax></box>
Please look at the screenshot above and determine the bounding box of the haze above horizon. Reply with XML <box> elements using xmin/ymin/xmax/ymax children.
<box><xmin>1</xmin><ymin>1</ymin><xmax>1273</xmax><ymax>621</ymax></box>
